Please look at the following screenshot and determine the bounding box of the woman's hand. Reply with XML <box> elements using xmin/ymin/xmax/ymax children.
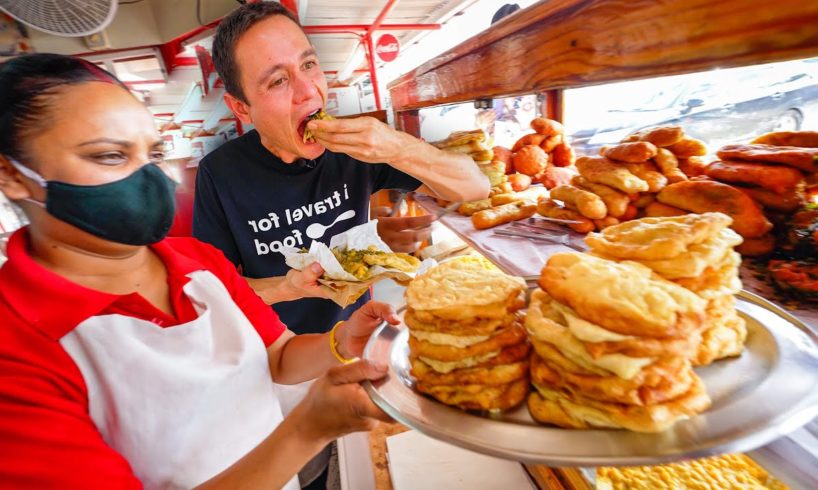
<box><xmin>336</xmin><ymin>301</ymin><xmax>400</xmax><ymax>359</ymax></box>
<box><xmin>293</xmin><ymin>360</ymin><xmax>393</xmax><ymax>443</ymax></box>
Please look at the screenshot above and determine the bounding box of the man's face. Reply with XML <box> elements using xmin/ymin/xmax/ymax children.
<box><xmin>232</xmin><ymin>15</ymin><xmax>328</xmax><ymax>162</ymax></box>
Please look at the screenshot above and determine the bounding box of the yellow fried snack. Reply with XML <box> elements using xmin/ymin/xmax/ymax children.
<box><xmin>539</xmin><ymin>253</ymin><xmax>706</xmax><ymax>338</ymax></box>
<box><xmin>332</xmin><ymin>245</ymin><xmax>420</xmax><ymax>280</ymax></box>
<box><xmin>751</xmin><ymin>130</ymin><xmax>818</xmax><ymax>148</ymax></box>
<box><xmin>406</xmin><ymin>256</ymin><xmax>526</xmax><ymax>320</ymax></box>
<box><xmin>584</xmin><ymin>212</ymin><xmax>733</xmax><ymax>260</ymax></box>
<box><xmin>667</xmin><ymin>137</ymin><xmax>708</xmax><ymax>157</ymax></box>
<box><xmin>408</xmin><ymin>323</ymin><xmax>527</xmax><ymax>362</ymax></box>
<box><xmin>536</xmin><ymin>197</ymin><xmax>596</xmax><ymax>233</ymax></box>
<box><xmin>411</xmin><ymin>359</ymin><xmax>528</xmax><ymax>386</ymax></box>
<box><xmin>653</xmin><ymin>148</ymin><xmax>688</xmax><ymax>183</ymax></box>
<box><xmin>471</xmin><ymin>200</ymin><xmax>537</xmax><ymax>229</ymax></box>
<box><xmin>572</xmin><ymin>175</ymin><xmax>630</xmax><ymax>218</ymax></box>
<box><xmin>576</xmin><ymin>156</ymin><xmax>650</xmax><ymax>194</ymax></box>
<box><xmin>625</xmin><ymin>162</ymin><xmax>668</xmax><ymax>193</ymax></box>
<box><xmin>550</xmin><ymin>185</ymin><xmax>608</xmax><ymax>220</ymax></box>
<box><xmin>694</xmin><ymin>311</ymin><xmax>747</xmax><ymax>366</ymax></box>
<box><xmin>301</xmin><ymin>109</ymin><xmax>334</xmax><ymax>143</ymax></box>
<box><xmin>457</xmin><ymin>199</ymin><xmax>492</xmax><ymax>216</ymax></box>
<box><xmin>596</xmin><ymin>453</ymin><xmax>788</xmax><ymax>490</ymax></box>
<box><xmin>625</xmin><ymin>126</ymin><xmax>685</xmax><ymax>147</ymax></box>
<box><xmin>418</xmin><ymin>377</ymin><xmax>529</xmax><ymax>411</ymax></box>
<box><xmin>717</xmin><ymin>143</ymin><xmax>818</xmax><ymax>173</ymax></box>
<box><xmin>604</xmin><ymin>141</ymin><xmax>658</xmax><ymax>162</ymax></box>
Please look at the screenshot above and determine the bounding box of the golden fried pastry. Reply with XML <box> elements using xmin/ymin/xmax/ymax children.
<box><xmin>411</xmin><ymin>359</ymin><xmax>528</xmax><ymax>387</ymax></box>
<box><xmin>644</xmin><ymin>201</ymin><xmax>689</xmax><ymax>217</ymax></box>
<box><xmin>409</xmin><ymin>323</ymin><xmax>527</xmax><ymax>362</ymax></box>
<box><xmin>411</xmin><ymin>341</ymin><xmax>532</xmax><ymax>375</ymax></box>
<box><xmin>472</xmin><ymin>200</ymin><xmax>537</xmax><ymax>229</ymax></box>
<box><xmin>668</xmin><ymin>137</ymin><xmax>708</xmax><ymax>157</ymax></box>
<box><xmin>432</xmin><ymin>129</ymin><xmax>486</xmax><ymax>148</ymax></box>
<box><xmin>492</xmin><ymin>146</ymin><xmax>513</xmax><ymax>165</ymax></box>
<box><xmin>717</xmin><ymin>143</ymin><xmax>818</xmax><ymax>173</ymax></box>
<box><xmin>511</xmin><ymin>133</ymin><xmax>546</xmax><ymax>152</ymax></box>
<box><xmin>531</xmin><ymin>353</ymin><xmax>695</xmax><ymax>407</ymax></box>
<box><xmin>633</xmin><ymin>126</ymin><xmax>685</xmax><ymax>147</ymax></box>
<box><xmin>527</xmin><ymin>375</ymin><xmax>711</xmax><ymax>432</ymax></box>
<box><xmin>478</xmin><ymin>160</ymin><xmax>507</xmax><ymax>187</ymax></box>
<box><xmin>507</xmin><ymin>173</ymin><xmax>532</xmax><ymax>192</ymax></box>
<box><xmin>706</xmin><ymin>160</ymin><xmax>804</xmax><ymax>195</ymax></box>
<box><xmin>490</xmin><ymin>181</ymin><xmax>514</xmax><ymax>196</ymax></box>
<box><xmin>406</xmin><ymin>257</ymin><xmax>526</xmax><ymax>320</ymax></box>
<box><xmin>576</xmin><ymin>156</ymin><xmax>650</xmax><ymax>194</ymax></box>
<box><xmin>654</xmin><ymin>148</ymin><xmax>688</xmax><ymax>183</ymax></box>
<box><xmin>657</xmin><ymin>180</ymin><xmax>773</xmax><ymax>238</ymax></box>
<box><xmin>677</xmin><ymin>156</ymin><xmax>709</xmax><ymax>177</ymax></box>
<box><xmin>540</xmin><ymin>134</ymin><xmax>563</xmax><ymax>153</ymax></box>
<box><xmin>406</xmin><ymin>308</ymin><xmax>519</xmax><ymax>336</ymax></box>
<box><xmin>418</xmin><ymin>377</ymin><xmax>529</xmax><ymax>411</ymax></box>
<box><xmin>536</xmin><ymin>197</ymin><xmax>596</xmax><ymax>233</ymax></box>
<box><xmin>513</xmin><ymin>144</ymin><xmax>549</xmax><ymax>176</ymax></box>
<box><xmin>531</xmin><ymin>117</ymin><xmax>564</xmax><ymax>137</ymax></box>
<box><xmin>604</xmin><ymin>141</ymin><xmax>658</xmax><ymax>162</ymax></box>
<box><xmin>550</xmin><ymin>185</ymin><xmax>608</xmax><ymax>220</ymax></box>
<box><xmin>751</xmin><ymin>130</ymin><xmax>818</xmax><ymax>148</ymax></box>
<box><xmin>674</xmin><ymin>252</ymin><xmax>742</xmax><ymax>299</ymax></box>
<box><xmin>571</xmin><ymin>176</ymin><xmax>629</xmax><ymax>218</ymax></box>
<box><xmin>539</xmin><ymin>253</ymin><xmax>706</xmax><ymax>338</ymax></box>
<box><xmin>490</xmin><ymin>193</ymin><xmax>521</xmax><ymax>206</ymax></box>
<box><xmin>584</xmin><ymin>212</ymin><xmax>732</xmax><ymax>260</ymax></box>
<box><xmin>736</xmin><ymin>233</ymin><xmax>776</xmax><ymax>257</ymax></box>
<box><xmin>739</xmin><ymin>185</ymin><xmax>804</xmax><ymax>213</ymax></box>
<box><xmin>535</xmin><ymin>164</ymin><xmax>578</xmax><ymax>189</ymax></box>
<box><xmin>694</xmin><ymin>314</ymin><xmax>746</xmax><ymax>366</ymax></box>
<box><xmin>551</xmin><ymin>141</ymin><xmax>576</xmax><ymax>167</ymax></box>
<box><xmin>594</xmin><ymin>216</ymin><xmax>621</xmax><ymax>230</ymax></box>
<box><xmin>457</xmin><ymin>199</ymin><xmax>492</xmax><ymax>216</ymax></box>
<box><xmin>625</xmin><ymin>162</ymin><xmax>668</xmax><ymax>192</ymax></box>
<box><xmin>632</xmin><ymin>194</ymin><xmax>655</xmax><ymax>208</ymax></box>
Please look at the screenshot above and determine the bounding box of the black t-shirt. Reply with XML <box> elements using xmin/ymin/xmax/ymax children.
<box><xmin>192</xmin><ymin>130</ymin><xmax>421</xmax><ymax>334</ymax></box>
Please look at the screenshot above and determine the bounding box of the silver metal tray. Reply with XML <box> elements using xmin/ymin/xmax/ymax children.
<box><xmin>362</xmin><ymin>291</ymin><xmax>818</xmax><ymax>466</ymax></box>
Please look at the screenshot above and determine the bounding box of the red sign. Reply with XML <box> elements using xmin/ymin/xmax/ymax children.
<box><xmin>375</xmin><ymin>34</ymin><xmax>400</xmax><ymax>63</ymax></box>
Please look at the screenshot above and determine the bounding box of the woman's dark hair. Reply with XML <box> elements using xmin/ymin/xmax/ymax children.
<box><xmin>0</xmin><ymin>53</ymin><xmax>127</xmax><ymax>162</ymax></box>
<box><xmin>212</xmin><ymin>2</ymin><xmax>301</xmax><ymax>104</ymax></box>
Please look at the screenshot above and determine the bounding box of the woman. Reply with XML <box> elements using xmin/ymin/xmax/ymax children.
<box><xmin>0</xmin><ymin>53</ymin><xmax>396</xmax><ymax>489</ymax></box>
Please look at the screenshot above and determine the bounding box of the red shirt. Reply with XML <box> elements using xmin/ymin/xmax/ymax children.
<box><xmin>0</xmin><ymin>229</ymin><xmax>286</xmax><ymax>488</ymax></box>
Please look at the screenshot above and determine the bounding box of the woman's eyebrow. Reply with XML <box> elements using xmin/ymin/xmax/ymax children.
<box><xmin>77</xmin><ymin>138</ymin><xmax>132</xmax><ymax>147</ymax></box>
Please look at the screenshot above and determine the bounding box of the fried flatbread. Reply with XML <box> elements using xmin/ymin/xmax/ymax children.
<box><xmin>417</xmin><ymin>377</ymin><xmax>529</xmax><ymax>411</ymax></box>
<box><xmin>584</xmin><ymin>213</ymin><xmax>733</xmax><ymax>261</ymax></box>
<box><xmin>408</xmin><ymin>322</ymin><xmax>527</xmax><ymax>362</ymax></box>
<box><xmin>411</xmin><ymin>360</ymin><xmax>528</xmax><ymax>387</ymax></box>
<box><xmin>672</xmin><ymin>251</ymin><xmax>742</xmax><ymax>298</ymax></box>
<box><xmin>694</xmin><ymin>314</ymin><xmax>747</xmax><ymax>366</ymax></box>
<box><xmin>411</xmin><ymin>340</ymin><xmax>532</xmax><ymax>374</ymax></box>
<box><xmin>527</xmin><ymin>375</ymin><xmax>711</xmax><ymax>432</ymax></box>
<box><xmin>405</xmin><ymin>308</ymin><xmax>521</xmax><ymax>336</ymax></box>
<box><xmin>539</xmin><ymin>253</ymin><xmax>706</xmax><ymax>337</ymax></box>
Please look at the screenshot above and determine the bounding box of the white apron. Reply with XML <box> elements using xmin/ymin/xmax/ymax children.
<box><xmin>60</xmin><ymin>270</ymin><xmax>300</xmax><ymax>490</ymax></box>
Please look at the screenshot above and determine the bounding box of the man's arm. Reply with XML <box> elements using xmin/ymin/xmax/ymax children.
<box><xmin>308</xmin><ymin>117</ymin><xmax>490</xmax><ymax>202</ymax></box>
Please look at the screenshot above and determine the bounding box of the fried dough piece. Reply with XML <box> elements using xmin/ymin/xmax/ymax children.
<box><xmin>418</xmin><ymin>377</ymin><xmax>529</xmax><ymax>411</ymax></box>
<box><xmin>594</xmin><ymin>216</ymin><xmax>621</xmax><ymax>230</ymax></box>
<box><xmin>536</xmin><ymin>198</ymin><xmax>596</xmax><ymax>233</ymax></box>
<box><xmin>492</xmin><ymin>146</ymin><xmax>513</xmax><ymax>165</ymax></box>
<box><xmin>511</xmin><ymin>133</ymin><xmax>546</xmax><ymax>152</ymax></box>
<box><xmin>668</xmin><ymin>137</ymin><xmax>707</xmax><ymax>158</ymax></box>
<box><xmin>411</xmin><ymin>341</ymin><xmax>532</xmax><ymax>375</ymax></box>
<box><xmin>472</xmin><ymin>200</ymin><xmax>537</xmax><ymax>229</ymax></box>
<box><xmin>457</xmin><ymin>199</ymin><xmax>492</xmax><ymax>216</ymax></box>
<box><xmin>411</xmin><ymin>359</ymin><xmax>528</xmax><ymax>386</ymax></box>
<box><xmin>576</xmin><ymin>156</ymin><xmax>649</xmax><ymax>194</ymax></box>
<box><xmin>604</xmin><ymin>141</ymin><xmax>658</xmax><ymax>162</ymax></box>
<box><xmin>735</xmin><ymin>233</ymin><xmax>775</xmax><ymax>256</ymax></box>
<box><xmin>507</xmin><ymin>173</ymin><xmax>532</xmax><ymax>192</ymax></box>
<box><xmin>537</xmin><ymin>257</ymin><xmax>706</xmax><ymax>339</ymax></box>
<box><xmin>751</xmin><ymin>130</ymin><xmax>818</xmax><ymax>148</ymax></box>
<box><xmin>527</xmin><ymin>375</ymin><xmax>711</xmax><ymax>432</ymax></box>
<box><xmin>534</xmin><ymin>165</ymin><xmax>578</xmax><ymax>189</ymax></box>
<box><xmin>551</xmin><ymin>185</ymin><xmax>608</xmax><ymax>220</ymax></box>
<box><xmin>738</xmin><ymin>185</ymin><xmax>804</xmax><ymax>213</ymax></box>
<box><xmin>632</xmin><ymin>194</ymin><xmax>655</xmax><ymax>209</ymax></box>
<box><xmin>512</xmin><ymin>144</ymin><xmax>549</xmax><ymax>176</ymax></box>
<box><xmin>694</xmin><ymin>314</ymin><xmax>746</xmax><ymax>366</ymax></box>
<box><xmin>644</xmin><ymin>202</ymin><xmax>688</xmax><ymax>217</ymax></box>
<box><xmin>409</xmin><ymin>323</ymin><xmax>527</xmax><ymax>362</ymax></box>
<box><xmin>531</xmin><ymin>117</ymin><xmax>564</xmax><ymax>137</ymax></box>
<box><xmin>677</xmin><ymin>156</ymin><xmax>709</xmax><ymax>177</ymax></box>
<box><xmin>657</xmin><ymin>180</ymin><xmax>772</xmax><ymax>238</ymax></box>
<box><xmin>706</xmin><ymin>160</ymin><xmax>804</xmax><ymax>194</ymax></box>
<box><xmin>551</xmin><ymin>141</ymin><xmax>576</xmax><ymax>167</ymax></box>
<box><xmin>540</xmin><ymin>134</ymin><xmax>563</xmax><ymax>153</ymax></box>
<box><xmin>654</xmin><ymin>148</ymin><xmax>688</xmax><ymax>183</ymax></box>
<box><xmin>717</xmin><ymin>143</ymin><xmax>818</xmax><ymax>173</ymax></box>
<box><xmin>633</xmin><ymin>126</ymin><xmax>685</xmax><ymax>147</ymax></box>
<box><xmin>571</xmin><ymin>175</ymin><xmax>629</xmax><ymax>218</ymax></box>
<box><xmin>531</xmin><ymin>352</ymin><xmax>694</xmax><ymax>406</ymax></box>
<box><xmin>405</xmin><ymin>308</ymin><xmax>520</xmax><ymax>336</ymax></box>
<box><xmin>625</xmin><ymin>162</ymin><xmax>668</xmax><ymax>192</ymax></box>
<box><xmin>673</xmin><ymin>251</ymin><xmax>742</xmax><ymax>298</ymax></box>
<box><xmin>432</xmin><ymin>129</ymin><xmax>485</xmax><ymax>148</ymax></box>
<box><xmin>584</xmin><ymin>212</ymin><xmax>732</xmax><ymax>260</ymax></box>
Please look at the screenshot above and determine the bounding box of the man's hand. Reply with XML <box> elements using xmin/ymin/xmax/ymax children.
<box><xmin>292</xmin><ymin>360</ymin><xmax>393</xmax><ymax>444</ymax></box>
<box><xmin>308</xmin><ymin>116</ymin><xmax>417</xmax><ymax>164</ymax></box>
<box><xmin>248</xmin><ymin>262</ymin><xmax>329</xmax><ymax>304</ymax></box>
<box><xmin>336</xmin><ymin>301</ymin><xmax>400</xmax><ymax>360</ymax></box>
<box><xmin>372</xmin><ymin>206</ymin><xmax>434</xmax><ymax>253</ymax></box>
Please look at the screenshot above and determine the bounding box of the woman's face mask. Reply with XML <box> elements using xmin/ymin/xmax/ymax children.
<box><xmin>10</xmin><ymin>159</ymin><xmax>177</xmax><ymax>246</ymax></box>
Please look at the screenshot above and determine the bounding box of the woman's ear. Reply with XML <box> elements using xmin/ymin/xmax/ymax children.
<box><xmin>0</xmin><ymin>156</ymin><xmax>36</xmax><ymax>201</ymax></box>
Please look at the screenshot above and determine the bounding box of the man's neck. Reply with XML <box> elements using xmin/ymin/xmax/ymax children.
<box><xmin>259</xmin><ymin>134</ymin><xmax>299</xmax><ymax>163</ymax></box>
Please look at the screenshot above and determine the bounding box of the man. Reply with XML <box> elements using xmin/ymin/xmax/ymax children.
<box><xmin>193</xmin><ymin>2</ymin><xmax>488</xmax><ymax>334</ymax></box>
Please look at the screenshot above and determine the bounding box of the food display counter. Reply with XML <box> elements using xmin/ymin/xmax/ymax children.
<box><xmin>374</xmin><ymin>0</ymin><xmax>818</xmax><ymax>488</ymax></box>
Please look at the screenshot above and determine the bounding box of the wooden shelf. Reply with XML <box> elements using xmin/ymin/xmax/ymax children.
<box><xmin>388</xmin><ymin>0</ymin><xmax>818</xmax><ymax>113</ymax></box>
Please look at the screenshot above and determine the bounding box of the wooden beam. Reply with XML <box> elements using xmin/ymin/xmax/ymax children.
<box><xmin>388</xmin><ymin>0</ymin><xmax>818</xmax><ymax>112</ymax></box>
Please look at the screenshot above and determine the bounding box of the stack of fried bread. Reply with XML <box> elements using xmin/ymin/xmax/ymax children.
<box><xmin>536</xmin><ymin>126</ymin><xmax>706</xmax><ymax>234</ymax></box>
<box><xmin>526</xmin><ymin>252</ymin><xmax>711</xmax><ymax>432</ymax></box>
<box><xmin>405</xmin><ymin>256</ymin><xmax>531</xmax><ymax>411</ymax></box>
<box><xmin>431</xmin><ymin>129</ymin><xmax>505</xmax><ymax>191</ymax></box>
<box><xmin>585</xmin><ymin>213</ymin><xmax>747</xmax><ymax>366</ymax></box>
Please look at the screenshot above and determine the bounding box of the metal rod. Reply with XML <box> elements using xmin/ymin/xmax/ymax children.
<box><xmin>304</xmin><ymin>23</ymin><xmax>440</xmax><ymax>34</ymax></box>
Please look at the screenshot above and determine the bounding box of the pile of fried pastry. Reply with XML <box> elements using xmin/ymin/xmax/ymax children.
<box><xmin>405</xmin><ymin>256</ymin><xmax>532</xmax><ymax>411</ymax></box>
<box><xmin>586</xmin><ymin>212</ymin><xmax>747</xmax><ymax>365</ymax></box>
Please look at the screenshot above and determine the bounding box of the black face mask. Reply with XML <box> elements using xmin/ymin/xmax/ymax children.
<box><xmin>12</xmin><ymin>160</ymin><xmax>178</xmax><ymax>245</ymax></box>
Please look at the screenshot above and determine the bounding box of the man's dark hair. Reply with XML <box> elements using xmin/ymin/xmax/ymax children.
<box><xmin>212</xmin><ymin>2</ymin><xmax>302</xmax><ymax>104</ymax></box>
